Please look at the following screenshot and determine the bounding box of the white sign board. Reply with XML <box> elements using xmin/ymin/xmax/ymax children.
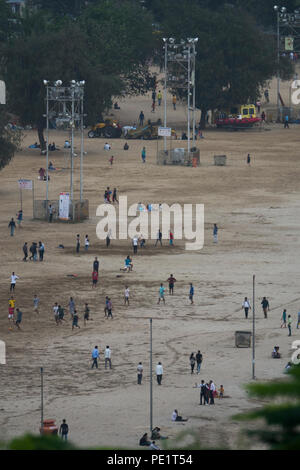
<box><xmin>59</xmin><ymin>192</ymin><xmax>70</xmax><ymax>220</ymax></box>
<box><xmin>158</xmin><ymin>127</ymin><xmax>172</xmax><ymax>137</ymax></box>
<box><xmin>18</xmin><ymin>179</ymin><xmax>32</xmax><ymax>190</ymax></box>
<box><xmin>0</xmin><ymin>80</ymin><xmax>5</xmax><ymax>105</ymax></box>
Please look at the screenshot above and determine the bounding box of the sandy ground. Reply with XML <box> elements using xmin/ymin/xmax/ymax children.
<box><xmin>0</xmin><ymin>69</ymin><xmax>300</xmax><ymax>450</ymax></box>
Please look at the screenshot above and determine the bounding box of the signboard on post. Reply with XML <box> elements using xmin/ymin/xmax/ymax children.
<box><xmin>0</xmin><ymin>80</ymin><xmax>5</xmax><ymax>105</ymax></box>
<box><xmin>158</xmin><ymin>127</ymin><xmax>172</xmax><ymax>137</ymax></box>
<box><xmin>59</xmin><ymin>192</ymin><xmax>70</xmax><ymax>220</ymax></box>
<box><xmin>285</xmin><ymin>37</ymin><xmax>294</xmax><ymax>51</ymax></box>
<box><xmin>18</xmin><ymin>179</ymin><xmax>32</xmax><ymax>190</ymax></box>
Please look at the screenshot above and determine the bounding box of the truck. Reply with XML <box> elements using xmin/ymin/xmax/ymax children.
<box><xmin>215</xmin><ymin>104</ymin><xmax>261</xmax><ymax>129</ymax></box>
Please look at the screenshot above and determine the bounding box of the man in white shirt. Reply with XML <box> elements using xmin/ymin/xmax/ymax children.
<box><xmin>104</xmin><ymin>143</ymin><xmax>111</xmax><ymax>151</ymax></box>
<box><xmin>53</xmin><ymin>302</ymin><xmax>59</xmax><ymax>324</ymax></box>
<box><xmin>105</xmin><ymin>346</ymin><xmax>112</xmax><ymax>369</ymax></box>
<box><xmin>10</xmin><ymin>272</ymin><xmax>19</xmax><ymax>292</ymax></box>
<box><xmin>209</xmin><ymin>380</ymin><xmax>216</xmax><ymax>405</ymax></box>
<box><xmin>137</xmin><ymin>362</ymin><xmax>143</xmax><ymax>384</ymax></box>
<box><xmin>242</xmin><ymin>297</ymin><xmax>251</xmax><ymax>319</ymax></box>
<box><xmin>132</xmin><ymin>236</ymin><xmax>138</xmax><ymax>254</ymax></box>
<box><xmin>156</xmin><ymin>362</ymin><xmax>163</xmax><ymax>385</ymax></box>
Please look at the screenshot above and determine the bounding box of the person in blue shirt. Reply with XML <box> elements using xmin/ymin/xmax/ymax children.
<box><xmin>91</xmin><ymin>346</ymin><xmax>99</xmax><ymax>369</ymax></box>
<box><xmin>284</xmin><ymin>115</ymin><xmax>289</xmax><ymax>128</ymax></box>
<box><xmin>213</xmin><ymin>224</ymin><xmax>218</xmax><ymax>243</ymax></box>
<box><xmin>141</xmin><ymin>146</ymin><xmax>146</xmax><ymax>163</ymax></box>
<box><xmin>158</xmin><ymin>284</ymin><xmax>165</xmax><ymax>304</ymax></box>
<box><xmin>189</xmin><ymin>283</ymin><xmax>194</xmax><ymax>304</ymax></box>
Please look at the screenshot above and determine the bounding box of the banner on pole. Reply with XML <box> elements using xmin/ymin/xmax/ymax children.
<box><xmin>59</xmin><ymin>192</ymin><xmax>70</xmax><ymax>220</ymax></box>
<box><xmin>0</xmin><ymin>80</ymin><xmax>5</xmax><ymax>105</ymax></box>
<box><xmin>285</xmin><ymin>37</ymin><xmax>294</xmax><ymax>51</ymax></box>
<box><xmin>158</xmin><ymin>127</ymin><xmax>172</xmax><ymax>137</ymax></box>
<box><xmin>18</xmin><ymin>179</ymin><xmax>33</xmax><ymax>190</ymax></box>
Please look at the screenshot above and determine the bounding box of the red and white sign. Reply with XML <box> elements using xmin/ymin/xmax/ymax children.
<box><xmin>18</xmin><ymin>179</ymin><xmax>33</xmax><ymax>190</ymax></box>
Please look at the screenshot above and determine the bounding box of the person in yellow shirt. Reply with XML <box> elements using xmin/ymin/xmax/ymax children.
<box><xmin>219</xmin><ymin>385</ymin><xmax>224</xmax><ymax>398</ymax></box>
<box><xmin>8</xmin><ymin>296</ymin><xmax>15</xmax><ymax>327</ymax></box>
<box><xmin>172</xmin><ymin>94</ymin><xmax>177</xmax><ymax>110</ymax></box>
<box><xmin>157</xmin><ymin>90</ymin><xmax>162</xmax><ymax>106</ymax></box>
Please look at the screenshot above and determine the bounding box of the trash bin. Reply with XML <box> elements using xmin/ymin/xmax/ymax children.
<box><xmin>235</xmin><ymin>331</ymin><xmax>252</xmax><ymax>348</ymax></box>
<box><xmin>214</xmin><ymin>155</ymin><xmax>227</xmax><ymax>166</ymax></box>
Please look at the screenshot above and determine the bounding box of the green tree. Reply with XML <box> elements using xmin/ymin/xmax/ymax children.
<box><xmin>0</xmin><ymin>107</ymin><xmax>18</xmax><ymax>171</ymax></box>
<box><xmin>235</xmin><ymin>364</ymin><xmax>300</xmax><ymax>450</ymax></box>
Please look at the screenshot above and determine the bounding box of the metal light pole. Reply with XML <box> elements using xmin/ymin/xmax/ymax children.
<box><xmin>40</xmin><ymin>367</ymin><xmax>44</xmax><ymax>433</ymax></box>
<box><xmin>252</xmin><ymin>275</ymin><xmax>256</xmax><ymax>380</ymax></box>
<box><xmin>46</xmin><ymin>85</ymin><xmax>49</xmax><ymax>202</ymax></box>
<box><xmin>276</xmin><ymin>8</ymin><xmax>281</xmax><ymax>122</ymax></box>
<box><xmin>187</xmin><ymin>45</ymin><xmax>191</xmax><ymax>155</ymax></box>
<box><xmin>163</xmin><ymin>39</ymin><xmax>168</xmax><ymax>152</ymax></box>
<box><xmin>150</xmin><ymin>318</ymin><xmax>153</xmax><ymax>432</ymax></box>
<box><xmin>80</xmin><ymin>92</ymin><xmax>84</xmax><ymax>202</ymax></box>
<box><xmin>192</xmin><ymin>42</ymin><xmax>196</xmax><ymax>148</ymax></box>
<box><xmin>70</xmin><ymin>85</ymin><xmax>75</xmax><ymax>202</ymax></box>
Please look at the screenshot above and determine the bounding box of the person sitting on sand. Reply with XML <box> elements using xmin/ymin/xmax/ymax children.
<box><xmin>124</xmin><ymin>142</ymin><xmax>129</xmax><ymax>150</ymax></box>
<box><xmin>114</xmin><ymin>102</ymin><xmax>120</xmax><ymax>110</ymax></box>
<box><xmin>272</xmin><ymin>346</ymin><xmax>281</xmax><ymax>358</ymax></box>
<box><xmin>151</xmin><ymin>427</ymin><xmax>168</xmax><ymax>440</ymax></box>
<box><xmin>139</xmin><ymin>433</ymin><xmax>151</xmax><ymax>447</ymax></box>
<box><xmin>122</xmin><ymin>255</ymin><xmax>133</xmax><ymax>272</ymax></box>
<box><xmin>48</xmin><ymin>161</ymin><xmax>56</xmax><ymax>170</ymax></box>
<box><xmin>64</xmin><ymin>140</ymin><xmax>71</xmax><ymax>148</ymax></box>
<box><xmin>172</xmin><ymin>409</ymin><xmax>188</xmax><ymax>422</ymax></box>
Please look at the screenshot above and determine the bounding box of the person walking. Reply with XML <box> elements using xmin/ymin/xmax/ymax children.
<box><xmin>139</xmin><ymin>111</ymin><xmax>145</xmax><ymax>127</ymax></box>
<box><xmin>157</xmin><ymin>90</ymin><xmax>162</xmax><ymax>106</ymax></box>
<box><xmin>84</xmin><ymin>303</ymin><xmax>90</xmax><ymax>325</ymax></box>
<box><xmin>91</xmin><ymin>346</ymin><xmax>99</xmax><ymax>369</ymax></box>
<box><xmin>288</xmin><ymin>315</ymin><xmax>292</xmax><ymax>336</ymax></box>
<box><xmin>213</xmin><ymin>224</ymin><xmax>218</xmax><ymax>243</ymax></box>
<box><xmin>284</xmin><ymin>114</ymin><xmax>289</xmax><ymax>128</ymax></box>
<box><xmin>157</xmin><ymin>284</ymin><xmax>165</xmax><ymax>305</ymax></box>
<box><xmin>59</xmin><ymin>420</ymin><xmax>69</xmax><ymax>441</ymax></box>
<box><xmin>167</xmin><ymin>274</ymin><xmax>176</xmax><ymax>295</ymax></box>
<box><xmin>33</xmin><ymin>294</ymin><xmax>40</xmax><ymax>314</ymax></box>
<box><xmin>105</xmin><ymin>346</ymin><xmax>112</xmax><ymax>369</ymax></box>
<box><xmin>209</xmin><ymin>380</ymin><xmax>216</xmax><ymax>405</ymax></box>
<box><xmin>242</xmin><ymin>297</ymin><xmax>251</xmax><ymax>319</ymax></box>
<box><xmin>72</xmin><ymin>310</ymin><xmax>80</xmax><ymax>330</ymax></box>
<box><xmin>93</xmin><ymin>257</ymin><xmax>99</xmax><ymax>273</ymax></box>
<box><xmin>141</xmin><ymin>146</ymin><xmax>146</xmax><ymax>163</ymax></box>
<box><xmin>196</xmin><ymin>350</ymin><xmax>202</xmax><ymax>374</ymax></box>
<box><xmin>8</xmin><ymin>218</ymin><xmax>16</xmax><ymax>236</ymax></box>
<box><xmin>156</xmin><ymin>362</ymin><xmax>163</xmax><ymax>385</ymax></box>
<box><xmin>172</xmin><ymin>94</ymin><xmax>177</xmax><ymax>110</ymax></box>
<box><xmin>247</xmin><ymin>154</ymin><xmax>251</xmax><ymax>166</ymax></box>
<box><xmin>297</xmin><ymin>310</ymin><xmax>300</xmax><ymax>329</ymax></box>
<box><xmin>112</xmin><ymin>188</ymin><xmax>118</xmax><ymax>204</ymax></box>
<box><xmin>23</xmin><ymin>242</ymin><xmax>28</xmax><ymax>261</ymax></box>
<box><xmin>189</xmin><ymin>283</ymin><xmax>194</xmax><ymax>304</ymax></box>
<box><xmin>137</xmin><ymin>362</ymin><xmax>143</xmax><ymax>385</ymax></box>
<box><xmin>15</xmin><ymin>308</ymin><xmax>23</xmax><ymax>329</ymax></box>
<box><xmin>17</xmin><ymin>210</ymin><xmax>23</xmax><ymax>228</ymax></box>
<box><xmin>48</xmin><ymin>204</ymin><xmax>53</xmax><ymax>223</ymax></box>
<box><xmin>107</xmin><ymin>298</ymin><xmax>113</xmax><ymax>318</ymax></box>
<box><xmin>281</xmin><ymin>309</ymin><xmax>287</xmax><ymax>328</ymax></box>
<box><xmin>190</xmin><ymin>353</ymin><xmax>196</xmax><ymax>374</ymax></box>
<box><xmin>124</xmin><ymin>286</ymin><xmax>130</xmax><ymax>306</ymax></box>
<box><xmin>85</xmin><ymin>235</ymin><xmax>89</xmax><ymax>251</ymax></box>
<box><xmin>132</xmin><ymin>235</ymin><xmax>138</xmax><ymax>254</ymax></box>
<box><xmin>38</xmin><ymin>241</ymin><xmax>45</xmax><ymax>261</ymax></box>
<box><xmin>199</xmin><ymin>380</ymin><xmax>208</xmax><ymax>405</ymax></box>
<box><xmin>261</xmin><ymin>297</ymin><xmax>270</xmax><ymax>318</ymax></box>
<box><xmin>169</xmin><ymin>230</ymin><xmax>174</xmax><ymax>246</ymax></box>
<box><xmin>10</xmin><ymin>272</ymin><xmax>19</xmax><ymax>292</ymax></box>
<box><xmin>92</xmin><ymin>270</ymin><xmax>98</xmax><ymax>288</ymax></box>
<box><xmin>155</xmin><ymin>229</ymin><xmax>162</xmax><ymax>247</ymax></box>
<box><xmin>76</xmin><ymin>234</ymin><xmax>80</xmax><ymax>253</ymax></box>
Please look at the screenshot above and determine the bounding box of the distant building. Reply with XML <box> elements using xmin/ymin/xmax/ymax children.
<box><xmin>6</xmin><ymin>1</ymin><xmax>26</xmax><ymax>15</ymax></box>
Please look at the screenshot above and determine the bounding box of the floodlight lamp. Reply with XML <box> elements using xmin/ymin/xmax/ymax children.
<box><xmin>169</xmin><ymin>38</ymin><xmax>175</xmax><ymax>43</ymax></box>
<box><xmin>55</xmin><ymin>80</ymin><xmax>62</xmax><ymax>86</ymax></box>
<box><xmin>162</xmin><ymin>38</ymin><xmax>167</xmax><ymax>42</ymax></box>
<box><xmin>281</xmin><ymin>7</ymin><xmax>286</xmax><ymax>12</ymax></box>
<box><xmin>80</xmin><ymin>80</ymin><xmax>85</xmax><ymax>86</ymax></box>
<box><xmin>274</xmin><ymin>5</ymin><xmax>278</xmax><ymax>11</ymax></box>
<box><xmin>70</xmin><ymin>80</ymin><xmax>76</xmax><ymax>86</ymax></box>
<box><xmin>194</xmin><ymin>37</ymin><xmax>199</xmax><ymax>42</ymax></box>
<box><xmin>43</xmin><ymin>80</ymin><xmax>49</xmax><ymax>85</ymax></box>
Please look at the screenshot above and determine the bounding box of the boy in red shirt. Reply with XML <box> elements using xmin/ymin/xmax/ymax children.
<box><xmin>92</xmin><ymin>270</ymin><xmax>98</xmax><ymax>288</ymax></box>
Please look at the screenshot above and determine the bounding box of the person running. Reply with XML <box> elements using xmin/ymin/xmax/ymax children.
<box><xmin>76</xmin><ymin>234</ymin><xmax>80</xmax><ymax>253</ymax></box>
<box><xmin>155</xmin><ymin>229</ymin><xmax>162</xmax><ymax>247</ymax></box>
<box><xmin>10</xmin><ymin>272</ymin><xmax>19</xmax><ymax>292</ymax></box>
<box><xmin>137</xmin><ymin>362</ymin><xmax>143</xmax><ymax>385</ymax></box>
<box><xmin>281</xmin><ymin>309</ymin><xmax>287</xmax><ymax>328</ymax></box>
<box><xmin>124</xmin><ymin>286</ymin><xmax>130</xmax><ymax>306</ymax></box>
<box><xmin>242</xmin><ymin>297</ymin><xmax>251</xmax><ymax>319</ymax></box>
<box><xmin>84</xmin><ymin>303</ymin><xmax>90</xmax><ymax>325</ymax></box>
<box><xmin>196</xmin><ymin>350</ymin><xmax>202</xmax><ymax>374</ymax></box>
<box><xmin>261</xmin><ymin>297</ymin><xmax>270</xmax><ymax>318</ymax></box>
<box><xmin>288</xmin><ymin>315</ymin><xmax>292</xmax><ymax>336</ymax></box>
<box><xmin>91</xmin><ymin>346</ymin><xmax>99</xmax><ymax>369</ymax></box>
<box><xmin>8</xmin><ymin>218</ymin><xmax>16</xmax><ymax>236</ymax></box>
<box><xmin>158</xmin><ymin>284</ymin><xmax>165</xmax><ymax>305</ymax></box>
<box><xmin>92</xmin><ymin>270</ymin><xmax>98</xmax><ymax>288</ymax></box>
<box><xmin>72</xmin><ymin>310</ymin><xmax>80</xmax><ymax>330</ymax></box>
<box><xmin>213</xmin><ymin>224</ymin><xmax>218</xmax><ymax>243</ymax></box>
<box><xmin>167</xmin><ymin>274</ymin><xmax>176</xmax><ymax>295</ymax></box>
<box><xmin>33</xmin><ymin>294</ymin><xmax>40</xmax><ymax>314</ymax></box>
<box><xmin>59</xmin><ymin>420</ymin><xmax>69</xmax><ymax>441</ymax></box>
<box><xmin>15</xmin><ymin>308</ymin><xmax>23</xmax><ymax>329</ymax></box>
<box><xmin>93</xmin><ymin>257</ymin><xmax>99</xmax><ymax>273</ymax></box>
<box><xmin>107</xmin><ymin>298</ymin><xmax>113</xmax><ymax>319</ymax></box>
<box><xmin>105</xmin><ymin>346</ymin><xmax>112</xmax><ymax>369</ymax></box>
<box><xmin>23</xmin><ymin>242</ymin><xmax>28</xmax><ymax>261</ymax></box>
<box><xmin>190</xmin><ymin>353</ymin><xmax>196</xmax><ymax>374</ymax></box>
<box><xmin>189</xmin><ymin>283</ymin><xmax>194</xmax><ymax>304</ymax></box>
<box><xmin>156</xmin><ymin>362</ymin><xmax>163</xmax><ymax>385</ymax></box>
<box><xmin>141</xmin><ymin>146</ymin><xmax>146</xmax><ymax>163</ymax></box>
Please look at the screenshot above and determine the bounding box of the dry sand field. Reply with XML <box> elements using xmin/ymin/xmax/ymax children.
<box><xmin>0</xmin><ymin>72</ymin><xmax>300</xmax><ymax>449</ymax></box>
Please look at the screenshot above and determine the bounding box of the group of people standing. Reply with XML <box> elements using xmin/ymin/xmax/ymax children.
<box><xmin>22</xmin><ymin>241</ymin><xmax>45</xmax><ymax>261</ymax></box>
